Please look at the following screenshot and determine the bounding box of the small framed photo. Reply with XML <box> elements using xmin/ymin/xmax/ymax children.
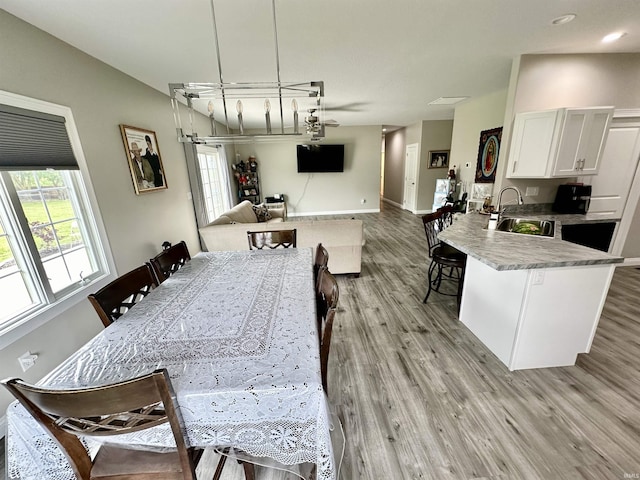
<box><xmin>119</xmin><ymin>125</ymin><xmax>167</xmax><ymax>195</ymax></box>
<box><xmin>428</xmin><ymin>150</ymin><xmax>450</xmax><ymax>169</ymax></box>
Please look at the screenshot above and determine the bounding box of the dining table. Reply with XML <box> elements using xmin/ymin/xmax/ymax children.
<box><xmin>5</xmin><ymin>248</ymin><xmax>336</xmax><ymax>480</ymax></box>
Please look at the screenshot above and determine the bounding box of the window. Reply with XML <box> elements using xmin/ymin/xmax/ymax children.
<box><xmin>196</xmin><ymin>146</ymin><xmax>232</xmax><ymax>223</ymax></box>
<box><xmin>0</xmin><ymin>91</ymin><xmax>110</xmax><ymax>337</ymax></box>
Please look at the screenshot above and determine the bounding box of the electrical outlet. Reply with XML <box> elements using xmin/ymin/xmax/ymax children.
<box><xmin>18</xmin><ymin>351</ymin><xmax>38</xmax><ymax>372</ymax></box>
<box><xmin>525</xmin><ymin>186</ymin><xmax>539</xmax><ymax>196</ymax></box>
<box><xmin>532</xmin><ymin>270</ymin><xmax>545</xmax><ymax>285</ymax></box>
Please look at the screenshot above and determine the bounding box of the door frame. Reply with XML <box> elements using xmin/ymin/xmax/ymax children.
<box><xmin>403</xmin><ymin>143</ymin><xmax>420</xmax><ymax>212</ymax></box>
<box><xmin>604</xmin><ymin>109</ymin><xmax>640</xmax><ymax>258</ymax></box>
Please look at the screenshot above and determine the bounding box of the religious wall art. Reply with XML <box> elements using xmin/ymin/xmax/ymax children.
<box><xmin>475</xmin><ymin>127</ymin><xmax>502</xmax><ymax>183</ymax></box>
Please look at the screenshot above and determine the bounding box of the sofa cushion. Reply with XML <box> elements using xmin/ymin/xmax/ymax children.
<box><xmin>225</xmin><ymin>200</ymin><xmax>259</xmax><ymax>223</ymax></box>
<box><xmin>207</xmin><ymin>215</ymin><xmax>233</xmax><ymax>226</ymax></box>
<box><xmin>252</xmin><ymin>203</ymin><xmax>272</xmax><ymax>222</ymax></box>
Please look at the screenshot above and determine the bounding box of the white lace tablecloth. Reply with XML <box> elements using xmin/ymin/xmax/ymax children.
<box><xmin>6</xmin><ymin>249</ymin><xmax>335</xmax><ymax>480</ymax></box>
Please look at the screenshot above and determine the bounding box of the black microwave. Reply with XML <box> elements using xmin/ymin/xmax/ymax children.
<box><xmin>553</xmin><ymin>184</ymin><xmax>591</xmax><ymax>214</ymax></box>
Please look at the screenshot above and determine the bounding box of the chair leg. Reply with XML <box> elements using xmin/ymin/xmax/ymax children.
<box><xmin>242</xmin><ymin>462</ymin><xmax>256</xmax><ymax>480</ymax></box>
<box><xmin>456</xmin><ymin>266</ymin><xmax>465</xmax><ymax>314</ymax></box>
<box><xmin>213</xmin><ymin>454</ymin><xmax>227</xmax><ymax>480</ymax></box>
<box><xmin>434</xmin><ymin>264</ymin><xmax>444</xmax><ymax>290</ymax></box>
<box><xmin>423</xmin><ymin>260</ymin><xmax>436</xmax><ymax>303</ymax></box>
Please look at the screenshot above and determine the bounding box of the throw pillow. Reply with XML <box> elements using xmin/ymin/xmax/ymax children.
<box><xmin>252</xmin><ymin>203</ymin><xmax>272</xmax><ymax>223</ymax></box>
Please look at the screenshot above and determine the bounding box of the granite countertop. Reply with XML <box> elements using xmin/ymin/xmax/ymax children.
<box><xmin>438</xmin><ymin>212</ymin><xmax>624</xmax><ymax>271</ymax></box>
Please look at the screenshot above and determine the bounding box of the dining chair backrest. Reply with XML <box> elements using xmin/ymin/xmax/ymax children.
<box><xmin>247</xmin><ymin>229</ymin><xmax>297</xmax><ymax>250</ymax></box>
<box><xmin>316</xmin><ymin>268</ymin><xmax>339</xmax><ymax>394</ymax></box>
<box><xmin>314</xmin><ymin>243</ymin><xmax>329</xmax><ymax>287</ymax></box>
<box><xmin>421</xmin><ymin>211</ymin><xmax>443</xmax><ymax>256</ymax></box>
<box><xmin>437</xmin><ymin>205</ymin><xmax>454</xmax><ymax>229</ymax></box>
<box><xmin>88</xmin><ymin>264</ymin><xmax>157</xmax><ymax>328</ymax></box>
<box><xmin>1</xmin><ymin>369</ymin><xmax>198</xmax><ymax>480</ymax></box>
<box><xmin>150</xmin><ymin>240</ymin><xmax>191</xmax><ymax>283</ymax></box>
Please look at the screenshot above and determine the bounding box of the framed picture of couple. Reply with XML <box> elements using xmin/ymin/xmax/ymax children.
<box><xmin>119</xmin><ymin>125</ymin><xmax>167</xmax><ymax>195</ymax></box>
<box><xmin>428</xmin><ymin>150</ymin><xmax>450</xmax><ymax>169</ymax></box>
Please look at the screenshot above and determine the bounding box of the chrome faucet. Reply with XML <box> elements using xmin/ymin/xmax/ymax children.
<box><xmin>496</xmin><ymin>186</ymin><xmax>524</xmax><ymax>216</ymax></box>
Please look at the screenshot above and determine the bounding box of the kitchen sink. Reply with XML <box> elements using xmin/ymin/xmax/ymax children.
<box><xmin>495</xmin><ymin>218</ymin><xmax>556</xmax><ymax>237</ymax></box>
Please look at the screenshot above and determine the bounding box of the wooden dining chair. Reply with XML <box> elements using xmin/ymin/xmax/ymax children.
<box><xmin>316</xmin><ymin>268</ymin><xmax>339</xmax><ymax>395</ymax></box>
<box><xmin>150</xmin><ymin>240</ymin><xmax>191</xmax><ymax>283</ymax></box>
<box><xmin>88</xmin><ymin>264</ymin><xmax>157</xmax><ymax>328</ymax></box>
<box><xmin>1</xmin><ymin>369</ymin><xmax>203</xmax><ymax>480</ymax></box>
<box><xmin>314</xmin><ymin>243</ymin><xmax>329</xmax><ymax>288</ymax></box>
<box><xmin>247</xmin><ymin>228</ymin><xmax>297</xmax><ymax>249</ymax></box>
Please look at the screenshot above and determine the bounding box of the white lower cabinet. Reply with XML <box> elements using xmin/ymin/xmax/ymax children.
<box><xmin>507</xmin><ymin>107</ymin><xmax>614</xmax><ymax>179</ymax></box>
<box><xmin>459</xmin><ymin>256</ymin><xmax>615</xmax><ymax>370</ymax></box>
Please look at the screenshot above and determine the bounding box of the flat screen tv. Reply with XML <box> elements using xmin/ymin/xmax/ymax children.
<box><xmin>297</xmin><ymin>144</ymin><xmax>344</xmax><ymax>173</ymax></box>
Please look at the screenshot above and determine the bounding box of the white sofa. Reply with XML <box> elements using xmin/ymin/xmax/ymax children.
<box><xmin>199</xmin><ymin>201</ymin><xmax>364</xmax><ymax>274</ymax></box>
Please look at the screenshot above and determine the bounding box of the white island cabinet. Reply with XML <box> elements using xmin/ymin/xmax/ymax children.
<box><xmin>460</xmin><ymin>256</ymin><xmax>614</xmax><ymax>370</ymax></box>
<box><xmin>438</xmin><ymin>213</ymin><xmax>623</xmax><ymax>370</ymax></box>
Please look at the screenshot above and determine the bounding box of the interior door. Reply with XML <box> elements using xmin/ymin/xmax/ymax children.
<box><xmin>403</xmin><ymin>143</ymin><xmax>419</xmax><ymax>212</ymax></box>
<box><xmin>586</xmin><ymin>118</ymin><xmax>640</xmax><ymax>217</ymax></box>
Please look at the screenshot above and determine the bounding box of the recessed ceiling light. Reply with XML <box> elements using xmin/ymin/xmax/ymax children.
<box><xmin>428</xmin><ymin>97</ymin><xmax>469</xmax><ymax>106</ymax></box>
<box><xmin>602</xmin><ymin>32</ymin><xmax>626</xmax><ymax>43</ymax></box>
<box><xmin>551</xmin><ymin>14</ymin><xmax>576</xmax><ymax>25</ymax></box>
<box><xmin>382</xmin><ymin>128</ymin><xmax>387</xmax><ymax>132</ymax></box>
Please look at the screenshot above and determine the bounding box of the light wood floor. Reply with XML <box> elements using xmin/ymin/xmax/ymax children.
<box><xmin>4</xmin><ymin>203</ymin><xmax>640</xmax><ymax>480</ymax></box>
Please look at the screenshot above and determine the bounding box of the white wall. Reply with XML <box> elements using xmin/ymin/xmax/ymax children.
<box><xmin>450</xmin><ymin>90</ymin><xmax>508</xmax><ymax>196</ymax></box>
<box><xmin>382</xmin><ymin>121</ymin><xmax>453</xmax><ymax>212</ymax></box>
<box><xmin>383</xmin><ymin>129</ymin><xmax>406</xmax><ymax>205</ymax></box>
<box><xmin>0</xmin><ymin>10</ymin><xmax>200</xmax><ymax>414</ymax></box>
<box><xmin>235</xmin><ymin>126</ymin><xmax>382</xmax><ymax>215</ymax></box>
<box><xmin>622</xmin><ymin>199</ymin><xmax>640</xmax><ymax>258</ymax></box>
<box><xmin>417</xmin><ymin>120</ymin><xmax>454</xmax><ymax>212</ymax></box>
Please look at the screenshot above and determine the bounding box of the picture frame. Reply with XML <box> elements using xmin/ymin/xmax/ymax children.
<box><xmin>428</xmin><ymin>150</ymin><xmax>450</xmax><ymax>169</ymax></box>
<box><xmin>475</xmin><ymin>127</ymin><xmax>502</xmax><ymax>183</ymax></box>
<box><xmin>119</xmin><ymin>125</ymin><xmax>167</xmax><ymax>195</ymax></box>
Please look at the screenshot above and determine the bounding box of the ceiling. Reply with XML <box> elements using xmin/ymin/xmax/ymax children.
<box><xmin>1</xmin><ymin>0</ymin><xmax>639</xmax><ymax>130</ymax></box>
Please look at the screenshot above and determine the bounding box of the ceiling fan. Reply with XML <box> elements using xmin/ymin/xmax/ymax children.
<box><xmin>304</xmin><ymin>108</ymin><xmax>340</xmax><ymax>136</ymax></box>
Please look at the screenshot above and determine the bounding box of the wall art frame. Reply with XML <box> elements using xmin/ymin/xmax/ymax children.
<box><xmin>119</xmin><ymin>124</ymin><xmax>167</xmax><ymax>195</ymax></box>
<box><xmin>428</xmin><ymin>150</ymin><xmax>450</xmax><ymax>169</ymax></box>
<box><xmin>475</xmin><ymin>127</ymin><xmax>502</xmax><ymax>183</ymax></box>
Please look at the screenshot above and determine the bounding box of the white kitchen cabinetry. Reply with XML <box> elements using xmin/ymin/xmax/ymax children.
<box><xmin>506</xmin><ymin>107</ymin><xmax>614</xmax><ymax>179</ymax></box>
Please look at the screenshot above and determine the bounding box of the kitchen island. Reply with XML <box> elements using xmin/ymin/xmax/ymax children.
<box><xmin>439</xmin><ymin>213</ymin><xmax>623</xmax><ymax>370</ymax></box>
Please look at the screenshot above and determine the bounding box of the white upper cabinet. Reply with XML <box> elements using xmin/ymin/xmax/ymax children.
<box><xmin>506</xmin><ymin>107</ymin><xmax>614</xmax><ymax>179</ymax></box>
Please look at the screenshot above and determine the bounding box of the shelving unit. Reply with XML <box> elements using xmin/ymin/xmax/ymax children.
<box><xmin>233</xmin><ymin>156</ymin><xmax>260</xmax><ymax>204</ymax></box>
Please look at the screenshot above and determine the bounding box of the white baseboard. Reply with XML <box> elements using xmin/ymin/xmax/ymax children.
<box><xmin>621</xmin><ymin>257</ymin><xmax>640</xmax><ymax>266</ymax></box>
<box><xmin>381</xmin><ymin>197</ymin><xmax>403</xmax><ymax>209</ymax></box>
<box><xmin>288</xmin><ymin>208</ymin><xmax>380</xmax><ymax>217</ymax></box>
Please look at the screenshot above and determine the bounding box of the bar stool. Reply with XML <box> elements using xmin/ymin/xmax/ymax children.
<box><xmin>421</xmin><ymin>211</ymin><xmax>466</xmax><ymax>312</ymax></box>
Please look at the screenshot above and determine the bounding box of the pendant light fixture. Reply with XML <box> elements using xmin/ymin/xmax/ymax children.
<box><xmin>169</xmin><ymin>0</ymin><xmax>325</xmax><ymax>144</ymax></box>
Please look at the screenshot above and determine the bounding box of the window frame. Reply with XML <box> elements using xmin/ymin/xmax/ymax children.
<box><xmin>196</xmin><ymin>145</ymin><xmax>232</xmax><ymax>224</ymax></box>
<box><xmin>0</xmin><ymin>90</ymin><xmax>116</xmax><ymax>349</ymax></box>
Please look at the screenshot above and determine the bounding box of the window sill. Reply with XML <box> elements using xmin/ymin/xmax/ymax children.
<box><xmin>0</xmin><ymin>273</ymin><xmax>114</xmax><ymax>350</ymax></box>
